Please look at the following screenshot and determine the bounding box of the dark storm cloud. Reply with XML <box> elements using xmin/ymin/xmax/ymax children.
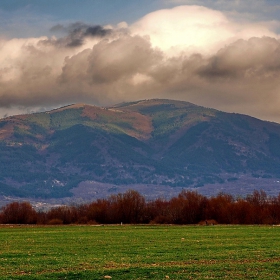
<box><xmin>46</xmin><ymin>22</ymin><xmax>113</xmax><ymax>47</ymax></box>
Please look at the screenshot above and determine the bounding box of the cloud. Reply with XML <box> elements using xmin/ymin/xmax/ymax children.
<box><xmin>164</xmin><ymin>1</ymin><xmax>280</xmax><ymax>32</ymax></box>
<box><xmin>46</xmin><ymin>22</ymin><xmax>113</xmax><ymax>48</ymax></box>
<box><xmin>130</xmin><ymin>5</ymin><xmax>278</xmax><ymax>56</ymax></box>
<box><xmin>1</xmin><ymin>5</ymin><xmax>280</xmax><ymax>123</ymax></box>
<box><xmin>165</xmin><ymin>0</ymin><xmax>280</xmax><ymax>15</ymax></box>
<box><xmin>199</xmin><ymin>37</ymin><xmax>280</xmax><ymax>79</ymax></box>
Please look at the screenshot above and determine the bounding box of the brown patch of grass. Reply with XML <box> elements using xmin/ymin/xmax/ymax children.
<box><xmin>82</xmin><ymin>105</ymin><xmax>153</xmax><ymax>140</ymax></box>
<box><xmin>48</xmin><ymin>104</ymin><xmax>86</xmax><ymax>113</ymax></box>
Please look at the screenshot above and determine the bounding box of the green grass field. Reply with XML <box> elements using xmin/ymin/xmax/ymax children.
<box><xmin>1</xmin><ymin>225</ymin><xmax>280</xmax><ymax>279</ymax></box>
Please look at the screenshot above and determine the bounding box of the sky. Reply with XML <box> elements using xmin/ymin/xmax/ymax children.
<box><xmin>1</xmin><ymin>0</ymin><xmax>280</xmax><ymax>122</ymax></box>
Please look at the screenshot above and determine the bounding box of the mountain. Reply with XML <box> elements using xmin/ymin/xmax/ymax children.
<box><xmin>1</xmin><ymin>99</ymin><xmax>280</xmax><ymax>200</ymax></box>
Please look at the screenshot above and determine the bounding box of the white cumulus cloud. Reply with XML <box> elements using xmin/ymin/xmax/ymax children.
<box><xmin>130</xmin><ymin>5</ymin><xmax>278</xmax><ymax>56</ymax></box>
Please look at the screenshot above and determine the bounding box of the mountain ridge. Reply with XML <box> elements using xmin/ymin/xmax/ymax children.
<box><xmin>1</xmin><ymin>98</ymin><xmax>280</xmax><ymax>200</ymax></box>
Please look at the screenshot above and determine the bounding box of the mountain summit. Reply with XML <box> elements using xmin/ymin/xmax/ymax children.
<box><xmin>1</xmin><ymin>99</ymin><xmax>280</xmax><ymax>199</ymax></box>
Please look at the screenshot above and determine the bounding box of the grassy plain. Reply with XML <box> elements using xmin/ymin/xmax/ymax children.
<box><xmin>0</xmin><ymin>225</ymin><xmax>280</xmax><ymax>279</ymax></box>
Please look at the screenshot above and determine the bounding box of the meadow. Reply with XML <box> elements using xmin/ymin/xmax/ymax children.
<box><xmin>0</xmin><ymin>225</ymin><xmax>280</xmax><ymax>279</ymax></box>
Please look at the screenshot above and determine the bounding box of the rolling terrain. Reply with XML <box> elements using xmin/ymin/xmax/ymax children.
<box><xmin>1</xmin><ymin>99</ymin><xmax>280</xmax><ymax>200</ymax></box>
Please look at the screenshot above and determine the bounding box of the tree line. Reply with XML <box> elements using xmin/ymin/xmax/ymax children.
<box><xmin>1</xmin><ymin>189</ymin><xmax>280</xmax><ymax>225</ymax></box>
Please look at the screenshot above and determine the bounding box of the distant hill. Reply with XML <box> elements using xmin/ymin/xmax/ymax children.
<box><xmin>1</xmin><ymin>99</ymin><xmax>280</xmax><ymax>199</ymax></box>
